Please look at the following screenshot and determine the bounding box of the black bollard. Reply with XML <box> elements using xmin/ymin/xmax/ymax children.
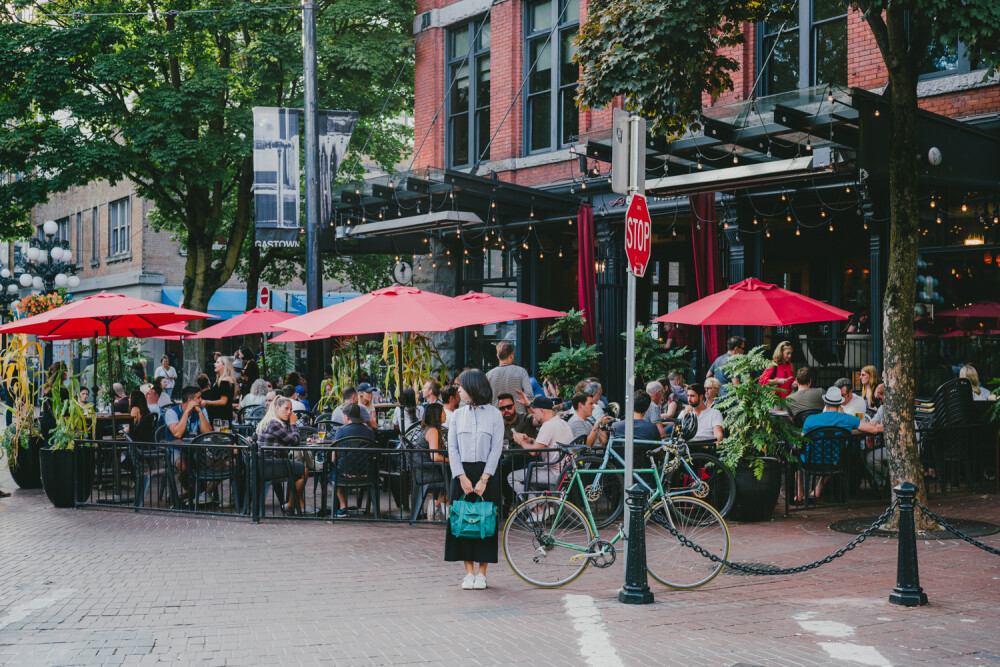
<box><xmin>889</xmin><ymin>481</ymin><xmax>928</xmax><ymax>607</ymax></box>
<box><xmin>619</xmin><ymin>484</ymin><xmax>654</xmax><ymax>605</ymax></box>
<box><xmin>250</xmin><ymin>441</ymin><xmax>260</xmax><ymax>524</ymax></box>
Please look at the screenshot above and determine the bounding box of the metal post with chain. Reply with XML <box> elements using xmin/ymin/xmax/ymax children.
<box><xmin>889</xmin><ymin>482</ymin><xmax>928</xmax><ymax>607</ymax></box>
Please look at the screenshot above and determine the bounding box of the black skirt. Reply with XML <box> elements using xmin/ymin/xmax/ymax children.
<box><xmin>444</xmin><ymin>461</ymin><xmax>501</xmax><ymax>563</ymax></box>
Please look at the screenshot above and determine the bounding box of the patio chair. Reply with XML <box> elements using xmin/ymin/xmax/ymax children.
<box><xmin>127</xmin><ymin>437</ymin><xmax>181</xmax><ymax>509</ymax></box>
<box><xmin>333</xmin><ymin>437</ymin><xmax>380</xmax><ymax>517</ymax></box>
<box><xmin>189</xmin><ymin>432</ymin><xmax>247</xmax><ymax>511</ymax></box>
<box><xmin>788</xmin><ymin>426</ymin><xmax>853</xmax><ymax>514</ymax></box>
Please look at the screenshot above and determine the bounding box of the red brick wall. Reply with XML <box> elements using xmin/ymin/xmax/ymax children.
<box><xmin>415</xmin><ymin>2</ymin><xmax>999</xmax><ymax>186</ymax></box>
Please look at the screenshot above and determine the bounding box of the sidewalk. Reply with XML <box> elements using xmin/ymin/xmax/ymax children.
<box><xmin>0</xmin><ymin>465</ymin><xmax>998</xmax><ymax>666</ymax></box>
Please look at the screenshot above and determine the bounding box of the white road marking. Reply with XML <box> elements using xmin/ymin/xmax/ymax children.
<box><xmin>818</xmin><ymin>642</ymin><xmax>892</xmax><ymax>666</ymax></box>
<box><xmin>799</xmin><ymin>620</ymin><xmax>855</xmax><ymax>638</ymax></box>
<box><xmin>0</xmin><ymin>588</ymin><xmax>75</xmax><ymax>631</ymax></box>
<box><xmin>563</xmin><ymin>594</ymin><xmax>624</xmax><ymax>667</ymax></box>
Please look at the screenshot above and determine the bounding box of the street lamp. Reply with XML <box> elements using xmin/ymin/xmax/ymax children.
<box><xmin>19</xmin><ymin>222</ymin><xmax>81</xmax><ymax>367</ymax></box>
<box><xmin>0</xmin><ymin>266</ymin><xmax>22</xmax><ymax>325</ymax></box>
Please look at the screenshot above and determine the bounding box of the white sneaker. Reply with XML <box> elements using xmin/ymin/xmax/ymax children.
<box><xmin>473</xmin><ymin>574</ymin><xmax>487</xmax><ymax>590</ymax></box>
<box><xmin>196</xmin><ymin>492</ymin><xmax>213</xmax><ymax>505</ymax></box>
<box><xmin>461</xmin><ymin>574</ymin><xmax>475</xmax><ymax>590</ymax></box>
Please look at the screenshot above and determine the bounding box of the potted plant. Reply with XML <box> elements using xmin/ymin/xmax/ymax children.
<box><xmin>623</xmin><ymin>324</ymin><xmax>690</xmax><ymax>386</ymax></box>
<box><xmin>0</xmin><ymin>334</ymin><xmax>44</xmax><ymax>489</ymax></box>
<box><xmin>538</xmin><ymin>343</ymin><xmax>600</xmax><ymax>394</ymax></box>
<box><xmin>713</xmin><ymin>345</ymin><xmax>802</xmax><ymax>521</ymax></box>
<box><xmin>38</xmin><ymin>371</ymin><xmax>96</xmax><ymax>508</ymax></box>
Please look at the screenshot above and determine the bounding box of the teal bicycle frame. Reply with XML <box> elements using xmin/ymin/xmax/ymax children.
<box><xmin>582</xmin><ymin>437</ymin><xmax>706</xmax><ymax>501</ymax></box>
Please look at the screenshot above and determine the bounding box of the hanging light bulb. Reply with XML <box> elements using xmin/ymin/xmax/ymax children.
<box><xmin>568</xmin><ymin>219</ymin><xmax>573</xmax><ymax>226</ymax></box>
<box><xmin>558</xmin><ymin>249</ymin><xmax>563</xmax><ymax>258</ymax></box>
<box><xmin>464</xmin><ymin>248</ymin><xmax>468</xmax><ymax>255</ymax></box>
<box><xmin>874</xmin><ymin>109</ymin><xmax>880</xmax><ymax>117</ymax></box>
<box><xmin>845</xmin><ymin>186</ymin><xmax>851</xmax><ymax>194</ymax></box>
<box><xmin>491</xmin><ymin>201</ymin><xmax>496</xmax><ymax>208</ymax></box>
<box><xmin>539</xmin><ymin>252</ymin><xmax>543</xmax><ymax>259</ymax></box>
<box><xmin>821</xmin><ymin>210</ymin><xmax>827</xmax><ymax>218</ymax></box>
<box><xmin>732</xmin><ymin>154</ymin><xmax>738</xmax><ymax>164</ymax></box>
<box><xmin>672</xmin><ymin>228</ymin><xmax>677</xmax><ymax>237</ymax></box>
<box><xmin>431</xmin><ymin>261</ymin><xmax>436</xmax><ymax>268</ymax></box>
<box><xmin>828</xmin><ymin>91</ymin><xmax>834</xmax><ymax>103</ymax></box>
<box><xmin>580</xmin><ymin>182</ymin><xmax>587</xmax><ymax>190</ymax></box>
<box><xmin>795</xmin><ymin>228</ymin><xmax>801</xmax><ymax>236</ymax></box>
<box><xmin>786</xmin><ymin>214</ymin><xmax>792</xmax><ymax>222</ymax></box>
<box><xmin>528</xmin><ymin>225</ymin><xmax>533</xmax><ymax>232</ymax></box>
<box><xmin>765</xmin><ymin>228</ymin><xmax>771</xmax><ymax>238</ymax></box>
<box><xmin>930</xmin><ymin>199</ymin><xmax>936</xmax><ymax>209</ymax></box>
<box><xmin>529</xmin><ymin>208</ymin><xmax>534</xmax><ymax>218</ymax></box>
<box><xmin>937</xmin><ymin>216</ymin><xmax>942</xmax><ymax>224</ymax></box>
<box><xmin>780</xmin><ymin>193</ymin><xmax>787</xmax><ymax>201</ymax></box>
<box><xmin>962</xmin><ymin>199</ymin><xmax>968</xmax><ymax>213</ymax></box>
<box><xmin>805</xmin><ymin>140</ymin><xmax>812</xmax><ymax>151</ymax></box>
<box><xmin>753</xmin><ymin>217</ymin><xmax>759</xmax><ymax>226</ymax></box>
<box><xmin>829</xmin><ymin>223</ymin><xmax>834</xmax><ymax>232</ymax></box>
<box><xmin>697</xmin><ymin>159</ymin><xmax>703</xmax><ymax>170</ymax></box>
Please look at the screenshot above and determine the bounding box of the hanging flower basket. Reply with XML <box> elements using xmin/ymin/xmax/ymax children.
<box><xmin>17</xmin><ymin>292</ymin><xmax>67</xmax><ymax>317</ymax></box>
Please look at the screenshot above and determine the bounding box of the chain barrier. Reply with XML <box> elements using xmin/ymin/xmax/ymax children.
<box><xmin>914</xmin><ymin>501</ymin><xmax>1000</xmax><ymax>557</ymax></box>
<box><xmin>649</xmin><ymin>499</ymin><xmax>900</xmax><ymax>576</ymax></box>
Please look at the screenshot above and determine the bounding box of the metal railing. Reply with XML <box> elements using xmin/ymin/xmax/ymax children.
<box><xmin>72</xmin><ymin>438</ymin><xmax>560</xmax><ymax>524</ymax></box>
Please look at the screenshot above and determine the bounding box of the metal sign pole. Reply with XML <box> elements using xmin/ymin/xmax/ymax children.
<box><xmin>623</xmin><ymin>113</ymin><xmax>640</xmax><ymax>543</ymax></box>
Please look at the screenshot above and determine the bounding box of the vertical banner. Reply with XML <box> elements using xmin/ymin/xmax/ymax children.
<box><xmin>253</xmin><ymin>107</ymin><xmax>301</xmax><ymax>247</ymax></box>
<box><xmin>317</xmin><ymin>110</ymin><xmax>358</xmax><ymax>227</ymax></box>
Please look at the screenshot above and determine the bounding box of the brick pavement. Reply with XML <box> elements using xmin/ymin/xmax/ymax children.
<box><xmin>1</xmin><ymin>465</ymin><xmax>999</xmax><ymax>666</ymax></box>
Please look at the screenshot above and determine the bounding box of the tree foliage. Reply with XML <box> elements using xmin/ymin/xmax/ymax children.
<box><xmin>0</xmin><ymin>0</ymin><xmax>414</xmax><ymax>311</ymax></box>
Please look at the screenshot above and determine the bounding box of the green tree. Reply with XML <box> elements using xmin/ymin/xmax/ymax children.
<box><xmin>576</xmin><ymin>0</ymin><xmax>1000</xmax><ymax>527</ymax></box>
<box><xmin>0</xmin><ymin>0</ymin><xmax>413</xmax><ymax>359</ymax></box>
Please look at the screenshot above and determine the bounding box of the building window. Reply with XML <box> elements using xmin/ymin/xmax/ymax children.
<box><xmin>447</xmin><ymin>18</ymin><xmax>490</xmax><ymax>168</ymax></box>
<box><xmin>919</xmin><ymin>19</ymin><xmax>980</xmax><ymax>79</ymax></box>
<box><xmin>525</xmin><ymin>0</ymin><xmax>579</xmax><ymax>153</ymax></box>
<box><xmin>760</xmin><ymin>0</ymin><xmax>846</xmax><ymax>95</ymax></box>
<box><xmin>108</xmin><ymin>198</ymin><xmax>129</xmax><ymax>256</ymax></box>
<box><xmin>91</xmin><ymin>207</ymin><xmax>99</xmax><ymax>262</ymax></box>
<box><xmin>39</xmin><ymin>218</ymin><xmax>69</xmax><ymax>243</ymax></box>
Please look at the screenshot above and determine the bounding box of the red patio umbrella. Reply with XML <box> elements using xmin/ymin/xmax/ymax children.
<box><xmin>278</xmin><ymin>285</ymin><xmax>494</xmax><ymax>338</ymax></box>
<box><xmin>38</xmin><ymin>322</ymin><xmax>195</xmax><ymax>341</ymax></box>
<box><xmin>187</xmin><ymin>307</ymin><xmax>297</xmax><ymax>339</ymax></box>
<box><xmin>653</xmin><ymin>278</ymin><xmax>852</xmax><ymax>326</ymax></box>
<box><xmin>452</xmin><ymin>291</ymin><xmax>567</xmax><ymax>324</ymax></box>
<box><xmin>936</xmin><ymin>301</ymin><xmax>1000</xmax><ymax>318</ymax></box>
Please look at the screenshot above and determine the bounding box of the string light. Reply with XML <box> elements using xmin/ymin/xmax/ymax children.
<box><xmin>845</xmin><ymin>186</ymin><xmax>851</xmax><ymax>194</ymax></box>
<box><xmin>795</xmin><ymin>228</ymin><xmax>801</xmax><ymax>236</ymax></box>
<box><xmin>874</xmin><ymin>109</ymin><xmax>880</xmax><ymax>117</ymax></box>
<box><xmin>820</xmin><ymin>210</ymin><xmax>827</xmax><ymax>218</ymax></box>
<box><xmin>765</xmin><ymin>227</ymin><xmax>771</xmax><ymax>238</ymax></box>
<box><xmin>558</xmin><ymin>249</ymin><xmax>563</xmax><ymax>257</ymax></box>
<box><xmin>697</xmin><ymin>159</ymin><xmax>703</xmax><ymax>170</ymax></box>
<box><xmin>568</xmin><ymin>219</ymin><xmax>573</xmax><ymax>226</ymax></box>
<box><xmin>786</xmin><ymin>214</ymin><xmax>792</xmax><ymax>222</ymax></box>
<box><xmin>829</xmin><ymin>223</ymin><xmax>834</xmax><ymax>232</ymax></box>
<box><xmin>753</xmin><ymin>217</ymin><xmax>759</xmax><ymax>226</ymax></box>
<box><xmin>930</xmin><ymin>199</ymin><xmax>936</xmax><ymax>209</ymax></box>
<box><xmin>672</xmin><ymin>229</ymin><xmax>677</xmax><ymax>237</ymax></box>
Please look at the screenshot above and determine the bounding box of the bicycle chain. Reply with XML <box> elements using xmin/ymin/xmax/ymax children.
<box><xmin>646</xmin><ymin>499</ymin><xmax>900</xmax><ymax>576</ymax></box>
<box><xmin>914</xmin><ymin>501</ymin><xmax>1000</xmax><ymax>557</ymax></box>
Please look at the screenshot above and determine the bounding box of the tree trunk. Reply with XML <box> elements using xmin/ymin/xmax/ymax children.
<box><xmin>878</xmin><ymin>8</ymin><xmax>937</xmax><ymax>531</ymax></box>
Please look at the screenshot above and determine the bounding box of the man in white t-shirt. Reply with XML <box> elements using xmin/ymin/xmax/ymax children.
<box><xmin>330</xmin><ymin>386</ymin><xmax>377</xmax><ymax>429</ymax></box>
<box><xmin>508</xmin><ymin>396</ymin><xmax>574</xmax><ymax>495</ymax></box>
<box><xmin>153</xmin><ymin>355</ymin><xmax>178</xmax><ymax>398</ymax></box>
<box><xmin>684</xmin><ymin>383</ymin><xmax>723</xmax><ymax>444</ymax></box>
<box><xmin>836</xmin><ymin>377</ymin><xmax>868</xmax><ymax>417</ymax></box>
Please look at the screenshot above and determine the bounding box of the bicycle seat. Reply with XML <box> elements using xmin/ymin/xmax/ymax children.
<box><xmin>560</xmin><ymin>443</ymin><xmax>590</xmax><ymax>458</ymax></box>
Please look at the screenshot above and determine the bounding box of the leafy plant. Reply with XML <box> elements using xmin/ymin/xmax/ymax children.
<box><xmin>0</xmin><ymin>334</ymin><xmax>42</xmax><ymax>464</ymax></box>
<box><xmin>538</xmin><ymin>344</ymin><xmax>600</xmax><ymax>392</ymax></box>
<box><xmin>322</xmin><ymin>338</ymin><xmax>380</xmax><ymax>412</ymax></box>
<box><xmin>713</xmin><ymin>345</ymin><xmax>802</xmax><ymax>479</ymax></box>
<box><xmin>383</xmin><ymin>333</ymin><xmax>449</xmax><ymax>400</ymax></box>
<box><xmin>264</xmin><ymin>342</ymin><xmax>295</xmax><ymax>380</ymax></box>
<box><xmin>540</xmin><ymin>308</ymin><xmax>587</xmax><ymax>347</ymax></box>
<box><xmin>96</xmin><ymin>337</ymin><xmax>148</xmax><ymax>403</ymax></box>
<box><xmin>47</xmin><ymin>369</ymin><xmax>95</xmax><ymax>451</ymax></box>
<box><xmin>625</xmin><ymin>324</ymin><xmax>690</xmax><ymax>385</ymax></box>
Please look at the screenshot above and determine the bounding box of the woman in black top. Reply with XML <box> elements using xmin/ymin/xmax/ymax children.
<box><xmin>202</xmin><ymin>356</ymin><xmax>237</xmax><ymax>424</ymax></box>
<box><xmin>413</xmin><ymin>403</ymin><xmax>447</xmax><ymax>516</ymax></box>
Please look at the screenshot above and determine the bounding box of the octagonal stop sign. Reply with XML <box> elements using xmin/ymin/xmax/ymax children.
<box><xmin>624</xmin><ymin>194</ymin><xmax>651</xmax><ymax>277</ymax></box>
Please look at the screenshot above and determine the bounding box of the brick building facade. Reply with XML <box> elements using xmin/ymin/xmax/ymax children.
<box><xmin>395</xmin><ymin>0</ymin><xmax>1000</xmax><ymax>397</ymax></box>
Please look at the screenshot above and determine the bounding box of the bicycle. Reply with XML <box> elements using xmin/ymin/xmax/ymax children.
<box><xmin>574</xmin><ymin>416</ymin><xmax>736</xmax><ymax>527</ymax></box>
<box><xmin>502</xmin><ymin>443</ymin><xmax>730</xmax><ymax>589</ymax></box>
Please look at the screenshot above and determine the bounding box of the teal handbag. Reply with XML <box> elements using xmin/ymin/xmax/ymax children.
<box><xmin>449</xmin><ymin>494</ymin><xmax>497</xmax><ymax>539</ymax></box>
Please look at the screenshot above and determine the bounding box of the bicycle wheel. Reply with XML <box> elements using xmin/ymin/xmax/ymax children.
<box><xmin>503</xmin><ymin>496</ymin><xmax>595</xmax><ymax>588</ymax></box>
<box><xmin>572</xmin><ymin>457</ymin><xmax>624</xmax><ymax>529</ymax></box>
<box><xmin>644</xmin><ymin>497</ymin><xmax>729</xmax><ymax>590</ymax></box>
<box><xmin>668</xmin><ymin>452</ymin><xmax>736</xmax><ymax>518</ymax></box>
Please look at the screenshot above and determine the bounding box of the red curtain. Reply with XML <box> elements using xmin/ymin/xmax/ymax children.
<box><xmin>577</xmin><ymin>205</ymin><xmax>596</xmax><ymax>344</ymax></box>
<box><xmin>689</xmin><ymin>194</ymin><xmax>723</xmax><ymax>360</ymax></box>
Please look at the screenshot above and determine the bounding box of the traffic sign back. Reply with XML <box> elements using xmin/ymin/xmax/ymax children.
<box><xmin>624</xmin><ymin>194</ymin><xmax>651</xmax><ymax>277</ymax></box>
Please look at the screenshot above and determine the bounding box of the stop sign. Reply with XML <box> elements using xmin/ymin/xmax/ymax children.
<box><xmin>259</xmin><ymin>286</ymin><xmax>270</xmax><ymax>308</ymax></box>
<box><xmin>624</xmin><ymin>194</ymin><xmax>651</xmax><ymax>277</ymax></box>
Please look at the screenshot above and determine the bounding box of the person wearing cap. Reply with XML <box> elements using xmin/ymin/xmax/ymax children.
<box><xmin>331</xmin><ymin>386</ymin><xmax>377</xmax><ymax>429</ymax></box>
<box><xmin>508</xmin><ymin>395</ymin><xmax>574</xmax><ymax>497</ymax></box>
<box><xmin>294</xmin><ymin>385</ymin><xmax>310</xmax><ymax>412</ymax></box>
<box><xmin>356</xmin><ymin>382</ymin><xmax>376</xmax><ymax>413</ymax></box>
<box><xmin>797</xmin><ymin>386</ymin><xmax>880</xmax><ymax>500</ymax></box>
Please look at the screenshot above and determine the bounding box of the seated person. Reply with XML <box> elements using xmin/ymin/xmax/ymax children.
<box><xmin>566</xmin><ymin>392</ymin><xmax>611</xmax><ymax>448</ymax></box>
<box><xmin>256</xmin><ymin>396</ymin><xmax>308</xmax><ymax>515</ymax></box>
<box><xmin>497</xmin><ymin>392</ymin><xmax>537</xmax><ymax>445</ymax></box>
<box><xmin>331</xmin><ymin>386</ymin><xmax>377</xmax><ymax>429</ymax></box>
<box><xmin>282</xmin><ymin>385</ymin><xmax>307</xmax><ymax>412</ymax></box>
<box><xmin>412</xmin><ymin>404</ymin><xmax>448</xmax><ymax>518</ymax></box>
<box><xmin>391</xmin><ymin>387</ymin><xmax>424</xmax><ymax>439</ymax></box>
<box><xmin>798</xmin><ymin>386</ymin><xmax>880</xmax><ymax>500</ymax></box>
<box><xmin>111</xmin><ymin>382</ymin><xmax>130</xmax><ymax>414</ymax></box>
<box><xmin>163</xmin><ymin>386</ymin><xmax>213</xmax><ymax>501</ymax></box>
<box><xmin>294</xmin><ymin>385</ymin><xmax>311</xmax><ymax>412</ymax></box>
<box><xmin>332</xmin><ymin>403</ymin><xmax>377</xmax><ymax>516</ymax></box>
<box><xmin>508</xmin><ymin>396</ymin><xmax>574</xmax><ymax>496</ymax></box>
<box><xmin>835</xmin><ymin>377</ymin><xmax>868</xmax><ymax>417</ymax></box>
<box><xmin>960</xmin><ymin>364</ymin><xmax>993</xmax><ymax>401</ymax></box>
<box><xmin>612</xmin><ymin>391</ymin><xmax>662</xmax><ymax>441</ymax></box>
<box><xmin>643</xmin><ymin>381</ymin><xmax>667</xmax><ymax>438</ymax></box>
<box><xmin>786</xmin><ymin>367</ymin><xmax>825</xmax><ymax>420</ymax></box>
<box><xmin>683</xmin><ymin>383</ymin><xmax>724</xmax><ymax>445</ymax></box>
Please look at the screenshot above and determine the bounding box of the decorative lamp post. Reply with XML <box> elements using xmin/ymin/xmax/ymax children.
<box><xmin>20</xmin><ymin>221</ymin><xmax>81</xmax><ymax>367</ymax></box>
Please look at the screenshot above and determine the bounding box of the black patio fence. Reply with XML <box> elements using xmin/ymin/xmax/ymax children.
<box><xmin>72</xmin><ymin>438</ymin><xmax>561</xmax><ymax>524</ymax></box>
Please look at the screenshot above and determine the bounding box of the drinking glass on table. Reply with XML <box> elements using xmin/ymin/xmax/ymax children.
<box><xmin>220</xmin><ymin>420</ymin><xmax>230</xmax><ymax>433</ymax></box>
<box><xmin>317</xmin><ymin>426</ymin><xmax>327</xmax><ymax>442</ymax></box>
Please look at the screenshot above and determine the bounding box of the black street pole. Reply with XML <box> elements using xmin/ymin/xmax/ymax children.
<box><xmin>302</xmin><ymin>0</ymin><xmax>323</xmax><ymax>404</ymax></box>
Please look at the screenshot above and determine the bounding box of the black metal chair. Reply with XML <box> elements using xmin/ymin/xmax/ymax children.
<box><xmin>127</xmin><ymin>438</ymin><xmax>180</xmax><ymax>509</ymax></box>
<box><xmin>921</xmin><ymin>378</ymin><xmax>979</xmax><ymax>492</ymax></box>
<box><xmin>333</xmin><ymin>436</ymin><xmax>380</xmax><ymax>517</ymax></box>
<box><xmin>293</xmin><ymin>410</ymin><xmax>313</xmax><ymax>427</ymax></box>
<box><xmin>240</xmin><ymin>404</ymin><xmax>267</xmax><ymax>422</ymax></box>
<box><xmin>792</xmin><ymin>408</ymin><xmax>822</xmax><ymax>429</ymax></box>
<box><xmin>189</xmin><ymin>432</ymin><xmax>247</xmax><ymax>511</ymax></box>
<box><xmin>789</xmin><ymin>426</ymin><xmax>853</xmax><ymax>513</ymax></box>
